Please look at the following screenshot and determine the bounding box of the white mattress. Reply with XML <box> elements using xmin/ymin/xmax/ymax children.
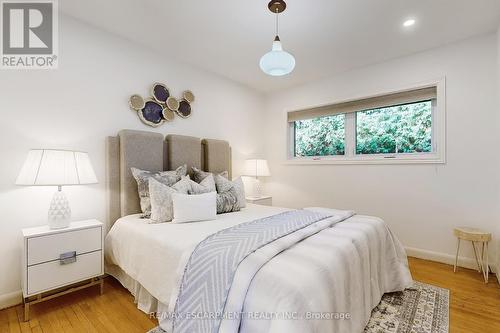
<box><xmin>105</xmin><ymin>204</ymin><xmax>291</xmax><ymax>305</ymax></box>
<box><xmin>105</xmin><ymin>204</ymin><xmax>412</xmax><ymax>333</ymax></box>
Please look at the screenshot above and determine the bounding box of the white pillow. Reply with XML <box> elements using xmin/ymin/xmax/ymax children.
<box><xmin>171</xmin><ymin>192</ymin><xmax>217</xmax><ymax>223</ymax></box>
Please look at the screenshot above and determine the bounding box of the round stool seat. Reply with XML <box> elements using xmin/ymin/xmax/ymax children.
<box><xmin>453</xmin><ymin>227</ymin><xmax>491</xmax><ymax>242</ymax></box>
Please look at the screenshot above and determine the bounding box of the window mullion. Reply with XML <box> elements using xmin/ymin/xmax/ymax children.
<box><xmin>431</xmin><ymin>98</ymin><xmax>437</xmax><ymax>153</ymax></box>
<box><xmin>344</xmin><ymin>112</ymin><xmax>356</xmax><ymax>158</ymax></box>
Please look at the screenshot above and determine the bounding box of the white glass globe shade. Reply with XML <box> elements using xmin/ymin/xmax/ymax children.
<box><xmin>260</xmin><ymin>40</ymin><xmax>296</xmax><ymax>76</ymax></box>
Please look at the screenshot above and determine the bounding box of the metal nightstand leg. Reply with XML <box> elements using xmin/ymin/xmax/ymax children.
<box><xmin>24</xmin><ymin>298</ymin><xmax>30</xmax><ymax>322</ymax></box>
<box><xmin>22</xmin><ymin>277</ymin><xmax>104</xmax><ymax>322</ymax></box>
<box><xmin>99</xmin><ymin>277</ymin><xmax>104</xmax><ymax>295</ymax></box>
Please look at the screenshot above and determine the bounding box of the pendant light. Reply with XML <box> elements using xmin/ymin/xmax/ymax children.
<box><xmin>260</xmin><ymin>0</ymin><xmax>296</xmax><ymax>76</ymax></box>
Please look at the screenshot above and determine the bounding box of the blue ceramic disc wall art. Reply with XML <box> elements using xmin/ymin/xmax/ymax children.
<box><xmin>138</xmin><ymin>99</ymin><xmax>165</xmax><ymax>127</ymax></box>
<box><xmin>152</xmin><ymin>83</ymin><xmax>170</xmax><ymax>104</ymax></box>
<box><xmin>177</xmin><ymin>99</ymin><xmax>192</xmax><ymax>118</ymax></box>
<box><xmin>129</xmin><ymin>83</ymin><xmax>195</xmax><ymax>127</ymax></box>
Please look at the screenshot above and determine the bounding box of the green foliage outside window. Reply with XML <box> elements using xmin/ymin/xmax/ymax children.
<box><xmin>294</xmin><ymin>114</ymin><xmax>345</xmax><ymax>157</ymax></box>
<box><xmin>356</xmin><ymin>101</ymin><xmax>432</xmax><ymax>154</ymax></box>
<box><xmin>293</xmin><ymin>100</ymin><xmax>432</xmax><ymax>157</ymax></box>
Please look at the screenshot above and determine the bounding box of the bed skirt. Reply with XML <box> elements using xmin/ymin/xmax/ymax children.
<box><xmin>106</xmin><ymin>264</ymin><xmax>169</xmax><ymax>316</ymax></box>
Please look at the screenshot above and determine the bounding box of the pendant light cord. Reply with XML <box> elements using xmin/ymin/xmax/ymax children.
<box><xmin>275</xmin><ymin>10</ymin><xmax>279</xmax><ymax>37</ymax></box>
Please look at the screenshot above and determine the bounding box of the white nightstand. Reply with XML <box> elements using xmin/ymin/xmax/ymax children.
<box><xmin>246</xmin><ymin>196</ymin><xmax>273</xmax><ymax>206</ymax></box>
<box><xmin>22</xmin><ymin>219</ymin><xmax>104</xmax><ymax>321</ymax></box>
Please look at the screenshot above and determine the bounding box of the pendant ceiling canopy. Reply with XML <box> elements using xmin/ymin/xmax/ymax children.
<box><xmin>268</xmin><ymin>0</ymin><xmax>286</xmax><ymax>13</ymax></box>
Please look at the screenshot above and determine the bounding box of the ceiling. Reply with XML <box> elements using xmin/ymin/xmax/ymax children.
<box><xmin>61</xmin><ymin>0</ymin><xmax>500</xmax><ymax>93</ymax></box>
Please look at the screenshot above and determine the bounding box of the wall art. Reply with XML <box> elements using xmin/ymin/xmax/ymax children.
<box><xmin>129</xmin><ymin>83</ymin><xmax>195</xmax><ymax>127</ymax></box>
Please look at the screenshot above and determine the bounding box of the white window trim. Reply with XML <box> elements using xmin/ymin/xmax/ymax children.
<box><xmin>285</xmin><ymin>78</ymin><xmax>446</xmax><ymax>165</ymax></box>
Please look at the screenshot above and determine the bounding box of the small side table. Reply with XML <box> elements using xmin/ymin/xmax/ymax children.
<box><xmin>22</xmin><ymin>220</ymin><xmax>104</xmax><ymax>321</ymax></box>
<box><xmin>246</xmin><ymin>196</ymin><xmax>272</xmax><ymax>206</ymax></box>
<box><xmin>453</xmin><ymin>227</ymin><xmax>491</xmax><ymax>283</ymax></box>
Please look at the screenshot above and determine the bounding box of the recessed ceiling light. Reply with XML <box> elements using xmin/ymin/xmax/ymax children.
<box><xmin>403</xmin><ymin>19</ymin><xmax>416</xmax><ymax>27</ymax></box>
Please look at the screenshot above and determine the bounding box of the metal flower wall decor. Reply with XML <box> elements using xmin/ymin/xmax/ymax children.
<box><xmin>129</xmin><ymin>83</ymin><xmax>195</xmax><ymax>127</ymax></box>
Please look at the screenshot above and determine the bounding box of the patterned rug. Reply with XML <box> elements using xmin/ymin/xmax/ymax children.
<box><xmin>364</xmin><ymin>281</ymin><xmax>449</xmax><ymax>333</ymax></box>
<box><xmin>148</xmin><ymin>281</ymin><xmax>449</xmax><ymax>333</ymax></box>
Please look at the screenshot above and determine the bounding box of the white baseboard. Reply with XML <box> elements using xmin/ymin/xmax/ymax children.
<box><xmin>0</xmin><ymin>290</ymin><xmax>22</xmax><ymax>310</ymax></box>
<box><xmin>405</xmin><ymin>246</ymin><xmax>498</xmax><ymax>276</ymax></box>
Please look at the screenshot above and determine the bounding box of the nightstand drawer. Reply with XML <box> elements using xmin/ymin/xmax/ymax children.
<box><xmin>27</xmin><ymin>227</ymin><xmax>102</xmax><ymax>266</ymax></box>
<box><xmin>27</xmin><ymin>250</ymin><xmax>102</xmax><ymax>295</ymax></box>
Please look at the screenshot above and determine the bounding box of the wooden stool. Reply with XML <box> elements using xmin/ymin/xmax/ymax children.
<box><xmin>453</xmin><ymin>227</ymin><xmax>491</xmax><ymax>283</ymax></box>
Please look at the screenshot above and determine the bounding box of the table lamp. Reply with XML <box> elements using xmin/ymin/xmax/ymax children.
<box><xmin>243</xmin><ymin>159</ymin><xmax>270</xmax><ymax>198</ymax></box>
<box><xmin>16</xmin><ymin>149</ymin><xmax>98</xmax><ymax>229</ymax></box>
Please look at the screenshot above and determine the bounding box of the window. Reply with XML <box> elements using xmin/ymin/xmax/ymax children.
<box><xmin>287</xmin><ymin>82</ymin><xmax>445</xmax><ymax>164</ymax></box>
<box><xmin>294</xmin><ymin>114</ymin><xmax>345</xmax><ymax>157</ymax></box>
<box><xmin>356</xmin><ymin>100</ymin><xmax>432</xmax><ymax>155</ymax></box>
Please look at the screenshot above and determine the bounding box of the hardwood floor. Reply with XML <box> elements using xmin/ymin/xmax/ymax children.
<box><xmin>0</xmin><ymin>278</ymin><xmax>158</xmax><ymax>333</ymax></box>
<box><xmin>408</xmin><ymin>257</ymin><xmax>500</xmax><ymax>333</ymax></box>
<box><xmin>1</xmin><ymin>257</ymin><xmax>499</xmax><ymax>333</ymax></box>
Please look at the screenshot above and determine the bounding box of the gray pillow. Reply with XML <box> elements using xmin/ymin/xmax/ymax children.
<box><xmin>132</xmin><ymin>165</ymin><xmax>187</xmax><ymax>217</ymax></box>
<box><xmin>216</xmin><ymin>187</ymin><xmax>240</xmax><ymax>214</ymax></box>
<box><xmin>172</xmin><ymin>175</ymin><xmax>192</xmax><ymax>193</ymax></box>
<box><xmin>232</xmin><ymin>177</ymin><xmax>246</xmax><ymax>209</ymax></box>
<box><xmin>149</xmin><ymin>177</ymin><xmax>191</xmax><ymax>223</ymax></box>
<box><xmin>191</xmin><ymin>166</ymin><xmax>228</xmax><ymax>184</ymax></box>
<box><xmin>189</xmin><ymin>174</ymin><xmax>216</xmax><ymax>194</ymax></box>
<box><xmin>214</xmin><ymin>175</ymin><xmax>246</xmax><ymax>209</ymax></box>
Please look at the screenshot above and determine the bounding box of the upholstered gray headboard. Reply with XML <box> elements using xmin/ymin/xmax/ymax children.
<box><xmin>105</xmin><ymin>129</ymin><xmax>231</xmax><ymax>226</ymax></box>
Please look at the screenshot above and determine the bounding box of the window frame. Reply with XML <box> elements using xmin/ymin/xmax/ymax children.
<box><xmin>286</xmin><ymin>78</ymin><xmax>446</xmax><ymax>165</ymax></box>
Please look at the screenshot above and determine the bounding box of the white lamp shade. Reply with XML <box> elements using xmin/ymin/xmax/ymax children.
<box><xmin>260</xmin><ymin>40</ymin><xmax>296</xmax><ymax>76</ymax></box>
<box><xmin>243</xmin><ymin>159</ymin><xmax>271</xmax><ymax>177</ymax></box>
<box><xmin>16</xmin><ymin>149</ymin><xmax>98</xmax><ymax>186</ymax></box>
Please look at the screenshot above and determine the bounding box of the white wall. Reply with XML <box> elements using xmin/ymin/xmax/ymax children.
<box><xmin>263</xmin><ymin>34</ymin><xmax>500</xmax><ymax>270</ymax></box>
<box><xmin>1</xmin><ymin>15</ymin><xmax>499</xmax><ymax>308</ymax></box>
<box><xmin>0</xmin><ymin>16</ymin><xmax>264</xmax><ymax>307</ymax></box>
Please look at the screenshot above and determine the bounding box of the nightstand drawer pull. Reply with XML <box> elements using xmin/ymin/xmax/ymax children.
<box><xmin>59</xmin><ymin>251</ymin><xmax>77</xmax><ymax>265</ymax></box>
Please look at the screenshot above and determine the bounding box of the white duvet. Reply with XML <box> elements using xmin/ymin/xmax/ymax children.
<box><xmin>105</xmin><ymin>204</ymin><xmax>412</xmax><ymax>333</ymax></box>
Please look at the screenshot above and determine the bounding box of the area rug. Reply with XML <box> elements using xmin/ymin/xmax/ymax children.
<box><xmin>148</xmin><ymin>281</ymin><xmax>449</xmax><ymax>333</ymax></box>
<box><xmin>364</xmin><ymin>281</ymin><xmax>449</xmax><ymax>333</ymax></box>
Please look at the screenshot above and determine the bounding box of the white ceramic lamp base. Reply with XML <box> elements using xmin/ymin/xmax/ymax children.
<box><xmin>48</xmin><ymin>188</ymin><xmax>71</xmax><ymax>229</ymax></box>
<box><xmin>253</xmin><ymin>177</ymin><xmax>263</xmax><ymax>198</ymax></box>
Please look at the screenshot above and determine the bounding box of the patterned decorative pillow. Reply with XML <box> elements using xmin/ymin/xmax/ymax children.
<box><xmin>191</xmin><ymin>166</ymin><xmax>228</xmax><ymax>184</ymax></box>
<box><xmin>149</xmin><ymin>177</ymin><xmax>191</xmax><ymax>223</ymax></box>
<box><xmin>214</xmin><ymin>175</ymin><xmax>246</xmax><ymax>209</ymax></box>
<box><xmin>131</xmin><ymin>165</ymin><xmax>187</xmax><ymax>217</ymax></box>
<box><xmin>232</xmin><ymin>177</ymin><xmax>246</xmax><ymax>209</ymax></box>
<box><xmin>216</xmin><ymin>187</ymin><xmax>240</xmax><ymax>214</ymax></box>
<box><xmin>189</xmin><ymin>174</ymin><xmax>216</xmax><ymax>194</ymax></box>
<box><xmin>171</xmin><ymin>176</ymin><xmax>192</xmax><ymax>193</ymax></box>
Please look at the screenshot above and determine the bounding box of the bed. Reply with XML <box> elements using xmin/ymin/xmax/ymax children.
<box><xmin>104</xmin><ymin>130</ymin><xmax>413</xmax><ymax>333</ymax></box>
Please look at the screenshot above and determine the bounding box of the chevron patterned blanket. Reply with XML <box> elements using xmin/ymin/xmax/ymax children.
<box><xmin>171</xmin><ymin>209</ymin><xmax>348</xmax><ymax>333</ymax></box>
